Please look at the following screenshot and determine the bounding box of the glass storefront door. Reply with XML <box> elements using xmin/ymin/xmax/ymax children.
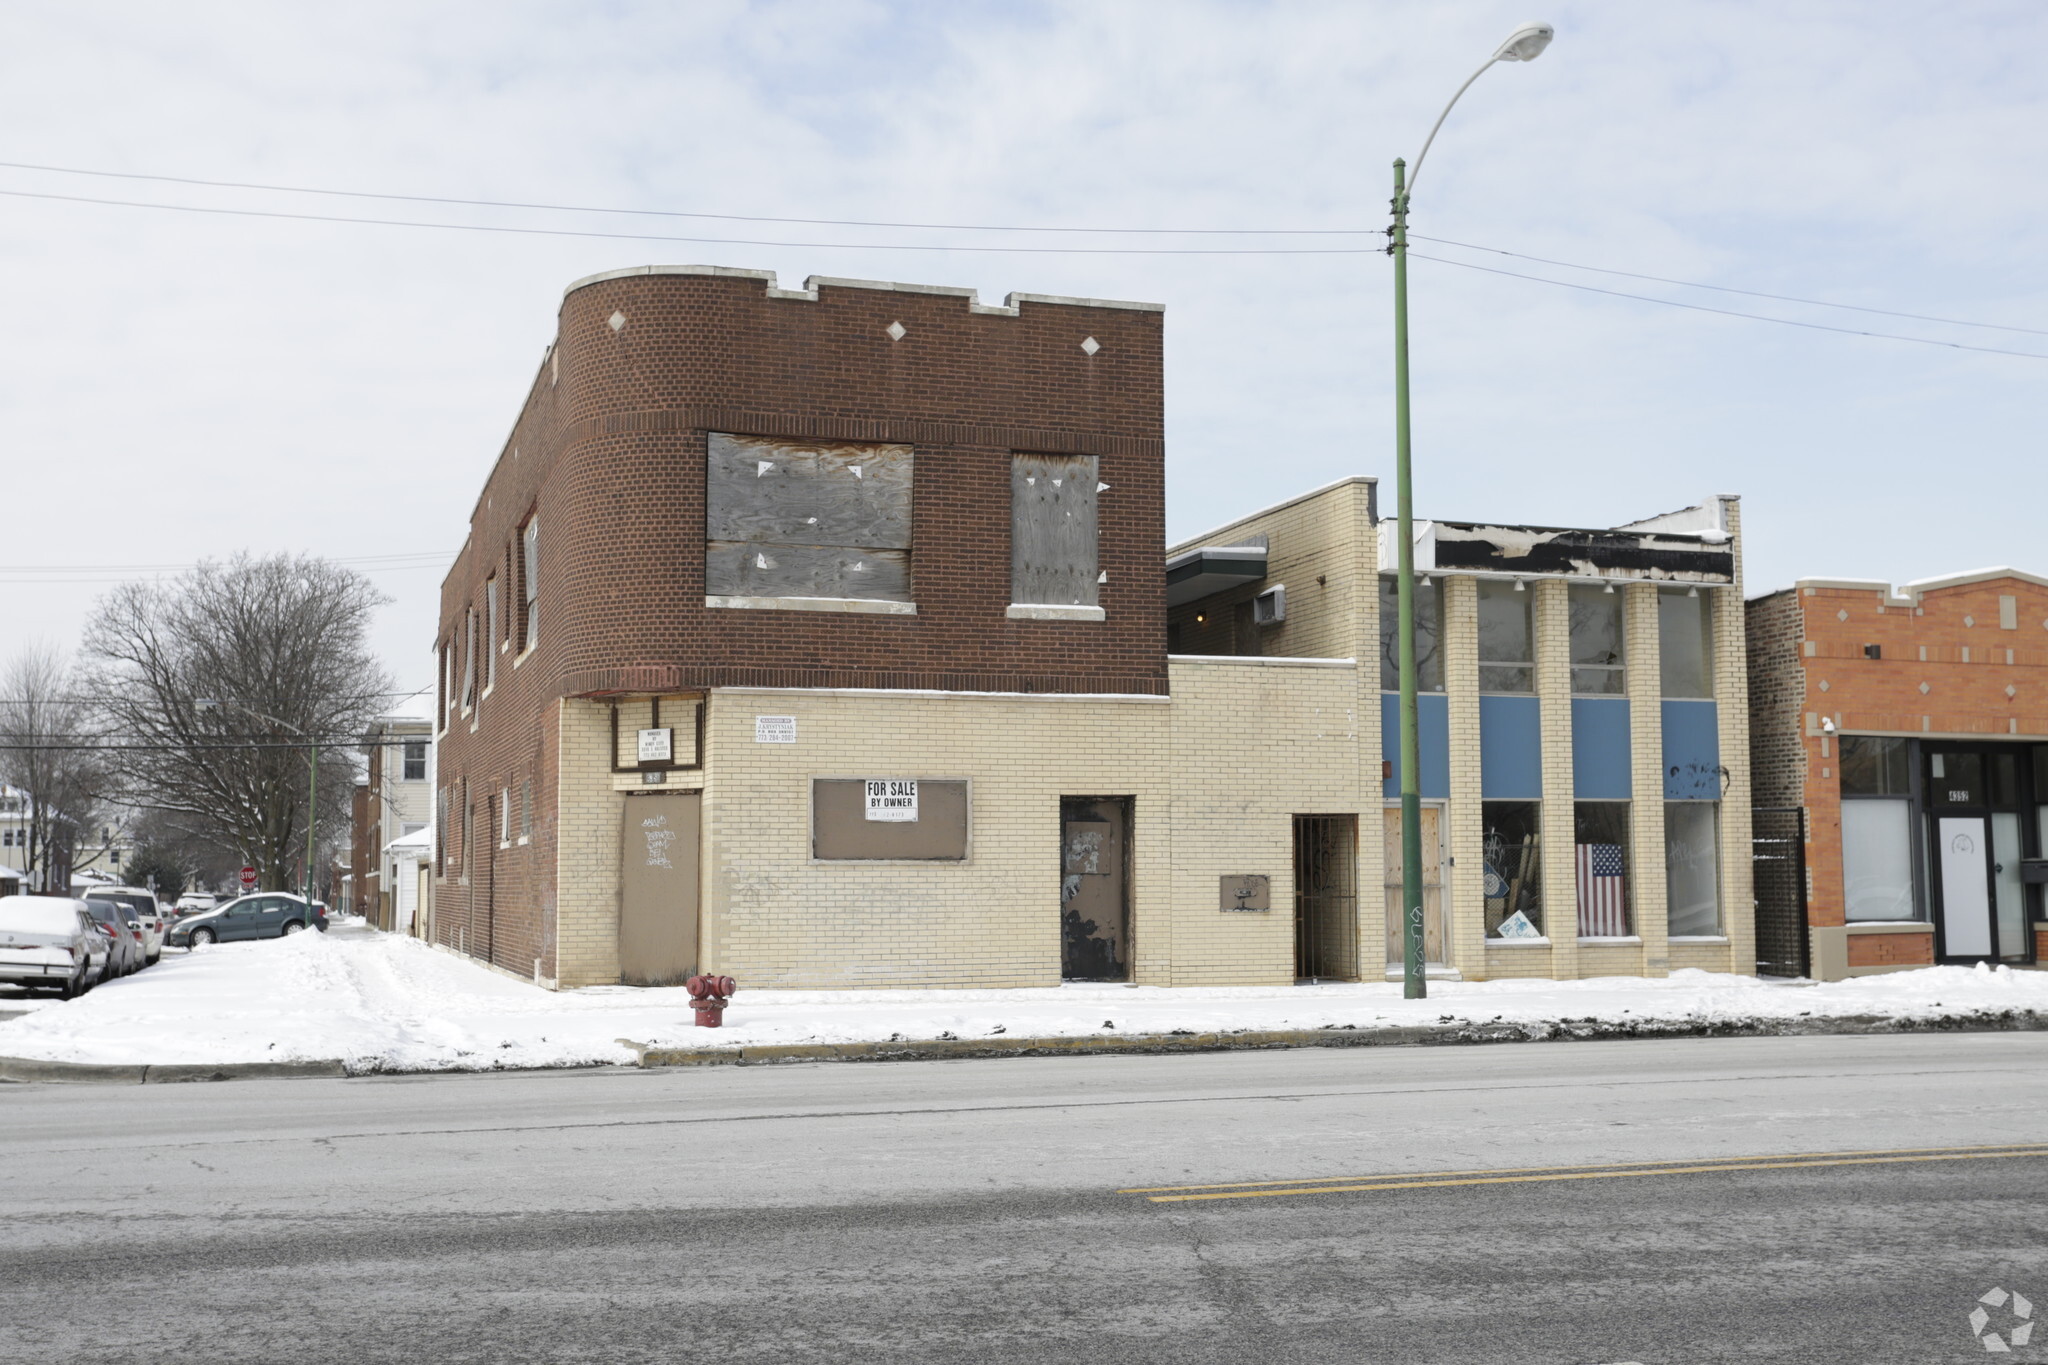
<box><xmin>1924</xmin><ymin>745</ymin><xmax>2035</xmax><ymax>964</ymax></box>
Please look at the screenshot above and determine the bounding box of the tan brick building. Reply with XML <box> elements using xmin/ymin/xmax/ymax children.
<box><xmin>433</xmin><ymin>262</ymin><xmax>1752</xmax><ymax>990</ymax></box>
<box><xmin>1747</xmin><ymin>570</ymin><xmax>2048</xmax><ymax>978</ymax></box>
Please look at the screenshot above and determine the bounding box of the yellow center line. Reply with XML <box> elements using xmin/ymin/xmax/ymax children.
<box><xmin>1118</xmin><ymin>1140</ymin><xmax>2048</xmax><ymax>1194</ymax></box>
<box><xmin>1142</xmin><ymin>1147</ymin><xmax>2048</xmax><ymax>1203</ymax></box>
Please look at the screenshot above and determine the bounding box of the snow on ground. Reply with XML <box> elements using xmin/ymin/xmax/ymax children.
<box><xmin>2</xmin><ymin>924</ymin><xmax>2046</xmax><ymax>1073</ymax></box>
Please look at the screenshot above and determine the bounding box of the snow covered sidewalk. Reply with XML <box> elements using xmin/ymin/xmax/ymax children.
<box><xmin>3</xmin><ymin>923</ymin><xmax>2047</xmax><ymax>1076</ymax></box>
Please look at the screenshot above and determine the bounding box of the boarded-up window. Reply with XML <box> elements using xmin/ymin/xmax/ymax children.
<box><xmin>1011</xmin><ymin>453</ymin><xmax>1099</xmax><ymax>606</ymax></box>
<box><xmin>812</xmin><ymin>779</ymin><xmax>969</xmax><ymax>860</ymax></box>
<box><xmin>706</xmin><ymin>433</ymin><xmax>913</xmax><ymax>602</ymax></box>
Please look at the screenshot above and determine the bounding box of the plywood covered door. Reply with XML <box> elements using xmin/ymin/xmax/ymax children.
<box><xmin>619</xmin><ymin>792</ymin><xmax>701</xmax><ymax>987</ymax></box>
<box><xmin>1061</xmin><ymin>797</ymin><xmax>1130</xmax><ymax>980</ymax></box>
<box><xmin>1383</xmin><ymin>805</ymin><xmax>1447</xmax><ymax>966</ymax></box>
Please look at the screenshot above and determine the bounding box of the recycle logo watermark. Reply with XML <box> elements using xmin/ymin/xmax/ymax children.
<box><xmin>1970</xmin><ymin>1287</ymin><xmax>2034</xmax><ymax>1353</ymax></box>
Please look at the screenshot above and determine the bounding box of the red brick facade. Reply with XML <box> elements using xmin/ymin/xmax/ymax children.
<box><xmin>1747</xmin><ymin>571</ymin><xmax>2048</xmax><ymax>973</ymax></box>
<box><xmin>432</xmin><ymin>267</ymin><xmax>1168</xmax><ymax>981</ymax></box>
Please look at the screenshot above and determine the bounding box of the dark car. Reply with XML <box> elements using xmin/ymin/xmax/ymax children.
<box><xmin>167</xmin><ymin>893</ymin><xmax>328</xmax><ymax>948</ymax></box>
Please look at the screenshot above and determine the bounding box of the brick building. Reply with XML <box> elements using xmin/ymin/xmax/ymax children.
<box><xmin>432</xmin><ymin>261</ymin><xmax>1752</xmax><ymax>990</ymax></box>
<box><xmin>1747</xmin><ymin>570</ymin><xmax>2048</xmax><ymax>978</ymax></box>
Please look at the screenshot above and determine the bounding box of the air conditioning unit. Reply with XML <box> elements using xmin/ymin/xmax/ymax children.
<box><xmin>1252</xmin><ymin>584</ymin><xmax>1286</xmax><ymax>626</ymax></box>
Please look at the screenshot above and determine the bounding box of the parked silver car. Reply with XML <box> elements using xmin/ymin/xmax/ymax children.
<box><xmin>0</xmin><ymin>896</ymin><xmax>111</xmax><ymax>997</ymax></box>
<box><xmin>80</xmin><ymin>898</ymin><xmax>146</xmax><ymax>977</ymax></box>
<box><xmin>83</xmin><ymin>887</ymin><xmax>166</xmax><ymax>964</ymax></box>
<box><xmin>167</xmin><ymin>892</ymin><xmax>328</xmax><ymax>948</ymax></box>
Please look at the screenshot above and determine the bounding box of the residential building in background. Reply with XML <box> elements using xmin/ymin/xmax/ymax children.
<box><xmin>351</xmin><ymin>699</ymin><xmax>434</xmax><ymax>932</ymax></box>
<box><xmin>431</xmin><ymin>262</ymin><xmax>1750</xmax><ymax>990</ymax></box>
<box><xmin>1747</xmin><ymin>569</ymin><xmax>2048</xmax><ymax>979</ymax></box>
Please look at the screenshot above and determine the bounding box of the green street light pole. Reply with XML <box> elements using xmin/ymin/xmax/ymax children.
<box><xmin>1390</xmin><ymin>21</ymin><xmax>1554</xmax><ymax>1000</ymax></box>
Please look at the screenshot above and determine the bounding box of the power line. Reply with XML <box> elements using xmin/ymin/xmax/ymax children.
<box><xmin>1406</xmin><ymin>253</ymin><xmax>2048</xmax><ymax>361</ymax></box>
<box><xmin>0</xmin><ymin>158</ymin><xmax>1368</xmax><ymax>237</ymax></box>
<box><xmin>1411</xmin><ymin>234</ymin><xmax>2048</xmax><ymax>338</ymax></box>
<box><xmin>0</xmin><ymin>185</ymin><xmax>1381</xmax><ymax>256</ymax></box>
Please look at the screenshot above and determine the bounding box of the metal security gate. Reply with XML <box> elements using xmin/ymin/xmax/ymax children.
<box><xmin>1752</xmin><ymin>806</ymin><xmax>1808</xmax><ymax>978</ymax></box>
<box><xmin>1294</xmin><ymin>814</ymin><xmax>1359</xmax><ymax>981</ymax></box>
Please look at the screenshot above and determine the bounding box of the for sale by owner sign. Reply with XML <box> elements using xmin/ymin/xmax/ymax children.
<box><xmin>863</xmin><ymin>779</ymin><xmax>919</xmax><ymax>822</ymax></box>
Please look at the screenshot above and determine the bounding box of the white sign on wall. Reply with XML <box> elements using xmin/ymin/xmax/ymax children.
<box><xmin>864</xmin><ymin>779</ymin><xmax>919</xmax><ymax>821</ymax></box>
<box><xmin>636</xmin><ymin>727</ymin><xmax>673</xmax><ymax>763</ymax></box>
<box><xmin>755</xmin><ymin>715</ymin><xmax>797</xmax><ymax>744</ymax></box>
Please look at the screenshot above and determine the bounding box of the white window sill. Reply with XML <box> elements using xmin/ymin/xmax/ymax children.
<box><xmin>1577</xmin><ymin>935</ymin><xmax>1642</xmax><ymax>945</ymax></box>
<box><xmin>512</xmin><ymin>644</ymin><xmax>536</xmax><ymax>669</ymax></box>
<box><xmin>1007</xmin><ymin>603</ymin><xmax>1105</xmax><ymax>622</ymax></box>
<box><xmin>1487</xmin><ymin>936</ymin><xmax>1552</xmax><ymax>947</ymax></box>
<box><xmin>1668</xmin><ymin>935</ymin><xmax>1730</xmax><ymax>944</ymax></box>
<box><xmin>516</xmin><ymin>836</ymin><xmax>530</xmax><ymax>846</ymax></box>
<box><xmin>1844</xmin><ymin>921</ymin><xmax>1934</xmax><ymax>934</ymax></box>
<box><xmin>707</xmin><ymin>595</ymin><xmax>916</xmax><ymax>616</ymax></box>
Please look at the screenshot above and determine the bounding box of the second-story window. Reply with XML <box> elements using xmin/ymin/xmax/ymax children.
<box><xmin>706</xmin><ymin>434</ymin><xmax>913</xmax><ymax>603</ymax></box>
<box><xmin>460</xmin><ymin>608</ymin><xmax>477</xmax><ymax>713</ymax></box>
<box><xmin>1477</xmin><ymin>579</ymin><xmax>1534</xmax><ymax>693</ymax></box>
<box><xmin>1378</xmin><ymin>575</ymin><xmax>1443</xmax><ymax>691</ymax></box>
<box><xmin>484</xmin><ymin>575</ymin><xmax>499</xmax><ymax>692</ymax></box>
<box><xmin>403</xmin><ymin>740</ymin><xmax>427</xmax><ymax>782</ymax></box>
<box><xmin>1010</xmin><ymin>453</ymin><xmax>1100</xmax><ymax>608</ymax></box>
<box><xmin>521</xmin><ymin>518</ymin><xmax>539</xmax><ymax>649</ymax></box>
<box><xmin>1658</xmin><ymin>587</ymin><xmax>1713</xmax><ymax>698</ymax></box>
<box><xmin>1568</xmin><ymin>583</ymin><xmax>1625</xmax><ymax>694</ymax></box>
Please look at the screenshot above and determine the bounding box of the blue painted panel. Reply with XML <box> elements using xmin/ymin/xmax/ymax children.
<box><xmin>1480</xmin><ymin>695</ymin><xmax>1543</xmax><ymax>800</ymax></box>
<box><xmin>1661</xmin><ymin>700</ymin><xmax>1722</xmax><ymax>799</ymax></box>
<box><xmin>1381</xmin><ymin>692</ymin><xmax>1450</xmax><ymax>800</ymax></box>
<box><xmin>1571</xmin><ymin>697</ymin><xmax>1632</xmax><ymax>799</ymax></box>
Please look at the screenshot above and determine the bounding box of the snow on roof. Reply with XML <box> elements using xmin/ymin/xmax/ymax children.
<box><xmin>383</xmin><ymin>826</ymin><xmax>433</xmax><ymax>856</ymax></box>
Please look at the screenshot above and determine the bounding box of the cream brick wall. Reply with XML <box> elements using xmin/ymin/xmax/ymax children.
<box><xmin>556</xmin><ymin>698</ymin><xmax>623</xmax><ymax>989</ymax></box>
<box><xmin>1442</xmin><ymin>575</ymin><xmax>1487</xmax><ymax>976</ymax></box>
<box><xmin>1713</xmin><ymin>495</ymin><xmax>1757</xmax><ymax>975</ymax></box>
<box><xmin>1626</xmin><ymin>581</ymin><xmax>1667</xmax><ymax>977</ymax></box>
<box><xmin>1534</xmin><ymin>577</ymin><xmax>1573</xmax><ymax>979</ymax></box>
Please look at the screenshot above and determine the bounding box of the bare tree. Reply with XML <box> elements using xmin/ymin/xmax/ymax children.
<box><xmin>80</xmin><ymin>554</ymin><xmax>393</xmax><ymax>894</ymax></box>
<box><xmin>0</xmin><ymin>644</ymin><xmax>109</xmax><ymax>891</ymax></box>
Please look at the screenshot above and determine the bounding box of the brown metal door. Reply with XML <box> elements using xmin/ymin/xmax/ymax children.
<box><xmin>1061</xmin><ymin>797</ymin><xmax>1130</xmax><ymax>980</ymax></box>
<box><xmin>619</xmin><ymin>792</ymin><xmax>700</xmax><ymax>987</ymax></box>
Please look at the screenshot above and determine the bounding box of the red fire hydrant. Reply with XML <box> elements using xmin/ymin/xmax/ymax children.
<box><xmin>686</xmin><ymin>974</ymin><xmax>736</xmax><ymax>1028</ymax></box>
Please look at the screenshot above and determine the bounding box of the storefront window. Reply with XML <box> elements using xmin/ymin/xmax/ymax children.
<box><xmin>1379</xmin><ymin>575</ymin><xmax>1443</xmax><ymax>692</ymax></box>
<box><xmin>1568</xmin><ymin>584</ymin><xmax>1625</xmax><ymax>695</ymax></box>
<box><xmin>1477</xmin><ymin>581</ymin><xmax>1534</xmax><ymax>693</ymax></box>
<box><xmin>1573</xmin><ymin>801</ymin><xmax>1631</xmax><ymax>935</ymax></box>
<box><xmin>1840</xmin><ymin>736</ymin><xmax>1909</xmax><ymax>795</ymax></box>
<box><xmin>1842</xmin><ymin>800</ymin><xmax>1915</xmax><ymax>921</ymax></box>
<box><xmin>1658</xmin><ymin>588</ymin><xmax>1713</xmax><ymax>698</ymax></box>
<box><xmin>1482</xmin><ymin>801</ymin><xmax>1542</xmax><ymax>937</ymax></box>
<box><xmin>1664</xmin><ymin>802</ymin><xmax>1721</xmax><ymax>935</ymax></box>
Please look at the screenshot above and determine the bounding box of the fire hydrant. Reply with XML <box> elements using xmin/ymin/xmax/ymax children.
<box><xmin>686</xmin><ymin>974</ymin><xmax>736</xmax><ymax>1028</ymax></box>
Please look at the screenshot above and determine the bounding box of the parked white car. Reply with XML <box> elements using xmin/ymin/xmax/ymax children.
<box><xmin>82</xmin><ymin>886</ymin><xmax>167</xmax><ymax>964</ymax></box>
<box><xmin>0</xmin><ymin>896</ymin><xmax>110</xmax><ymax>997</ymax></box>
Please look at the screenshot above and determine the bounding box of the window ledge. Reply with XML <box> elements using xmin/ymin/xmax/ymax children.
<box><xmin>1668</xmin><ymin>935</ymin><xmax>1730</xmax><ymax>944</ymax></box>
<box><xmin>516</xmin><ymin>836</ymin><xmax>530</xmax><ymax>846</ymax></box>
<box><xmin>512</xmin><ymin>643</ymin><xmax>536</xmax><ymax>668</ymax></box>
<box><xmin>1487</xmin><ymin>935</ymin><xmax>1552</xmax><ymax>947</ymax></box>
<box><xmin>1007</xmin><ymin>603</ymin><xmax>1105</xmax><ymax>622</ymax></box>
<box><xmin>708</xmin><ymin>595</ymin><xmax>916</xmax><ymax>616</ymax></box>
<box><xmin>1577</xmin><ymin>935</ymin><xmax>1643</xmax><ymax>945</ymax></box>
<box><xmin>1844</xmin><ymin>921</ymin><xmax>1934</xmax><ymax>935</ymax></box>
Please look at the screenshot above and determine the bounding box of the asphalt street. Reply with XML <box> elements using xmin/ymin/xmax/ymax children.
<box><xmin>4</xmin><ymin>1032</ymin><xmax>2046</xmax><ymax>1364</ymax></box>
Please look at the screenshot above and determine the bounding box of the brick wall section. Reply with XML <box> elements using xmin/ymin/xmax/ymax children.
<box><xmin>1847</xmin><ymin>932</ymin><xmax>1934</xmax><ymax>968</ymax></box>
<box><xmin>434</xmin><ymin>268</ymin><xmax>1168</xmax><ymax>982</ymax></box>
<box><xmin>1792</xmin><ymin>574</ymin><xmax>2048</xmax><ymax>931</ymax></box>
<box><xmin>1744</xmin><ymin>589</ymin><xmax>1807</xmax><ymax>810</ymax></box>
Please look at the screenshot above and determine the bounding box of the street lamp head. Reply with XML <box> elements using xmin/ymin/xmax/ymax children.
<box><xmin>1493</xmin><ymin>21</ymin><xmax>1555</xmax><ymax>62</ymax></box>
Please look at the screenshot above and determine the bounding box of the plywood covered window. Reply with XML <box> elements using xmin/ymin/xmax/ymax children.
<box><xmin>812</xmin><ymin>779</ymin><xmax>969</xmax><ymax>861</ymax></box>
<box><xmin>705</xmin><ymin>433</ymin><xmax>913</xmax><ymax>603</ymax></box>
<box><xmin>1011</xmin><ymin>453</ymin><xmax>1099</xmax><ymax>607</ymax></box>
<box><xmin>520</xmin><ymin>518</ymin><xmax>539</xmax><ymax>649</ymax></box>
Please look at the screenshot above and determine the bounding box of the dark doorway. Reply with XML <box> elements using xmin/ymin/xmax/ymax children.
<box><xmin>619</xmin><ymin>791</ymin><xmax>701</xmax><ymax>986</ymax></box>
<box><xmin>1751</xmin><ymin>806</ymin><xmax>1809</xmax><ymax>978</ymax></box>
<box><xmin>1294</xmin><ymin>815</ymin><xmax>1359</xmax><ymax>981</ymax></box>
<box><xmin>1061</xmin><ymin>797</ymin><xmax>1131</xmax><ymax>980</ymax></box>
<box><xmin>1923</xmin><ymin>744</ymin><xmax>2035</xmax><ymax>965</ymax></box>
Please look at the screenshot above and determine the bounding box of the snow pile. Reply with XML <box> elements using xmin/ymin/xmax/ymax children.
<box><xmin>3</xmin><ymin>925</ymin><xmax>2046</xmax><ymax>1073</ymax></box>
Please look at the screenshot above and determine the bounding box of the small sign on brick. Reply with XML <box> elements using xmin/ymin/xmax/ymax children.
<box><xmin>864</xmin><ymin>779</ymin><xmax>919</xmax><ymax>822</ymax></box>
<box><xmin>1219</xmin><ymin>875</ymin><xmax>1270</xmax><ymax>911</ymax></box>
<box><xmin>636</xmin><ymin>727</ymin><xmax>673</xmax><ymax>763</ymax></box>
<box><xmin>754</xmin><ymin>715</ymin><xmax>797</xmax><ymax>744</ymax></box>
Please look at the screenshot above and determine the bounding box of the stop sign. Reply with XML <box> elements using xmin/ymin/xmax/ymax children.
<box><xmin>239</xmin><ymin>866</ymin><xmax>257</xmax><ymax>890</ymax></box>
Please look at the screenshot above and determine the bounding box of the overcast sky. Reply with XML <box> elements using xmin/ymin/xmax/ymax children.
<box><xmin>2</xmin><ymin>0</ymin><xmax>2042</xmax><ymax>696</ymax></box>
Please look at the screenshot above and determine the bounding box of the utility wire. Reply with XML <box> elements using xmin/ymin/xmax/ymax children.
<box><xmin>1407</xmin><ymin>253</ymin><xmax>2048</xmax><ymax>361</ymax></box>
<box><xmin>0</xmin><ymin>186</ymin><xmax>1380</xmax><ymax>256</ymax></box>
<box><xmin>1412</xmin><ymin>234</ymin><xmax>2048</xmax><ymax>338</ymax></box>
<box><xmin>0</xmin><ymin>158</ymin><xmax>1366</xmax><ymax>236</ymax></box>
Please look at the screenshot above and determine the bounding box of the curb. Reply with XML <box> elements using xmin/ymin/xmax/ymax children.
<box><xmin>0</xmin><ymin>1057</ymin><xmax>347</xmax><ymax>1085</ymax></box>
<box><xmin>621</xmin><ymin>1008</ymin><xmax>2048</xmax><ymax>1068</ymax></box>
